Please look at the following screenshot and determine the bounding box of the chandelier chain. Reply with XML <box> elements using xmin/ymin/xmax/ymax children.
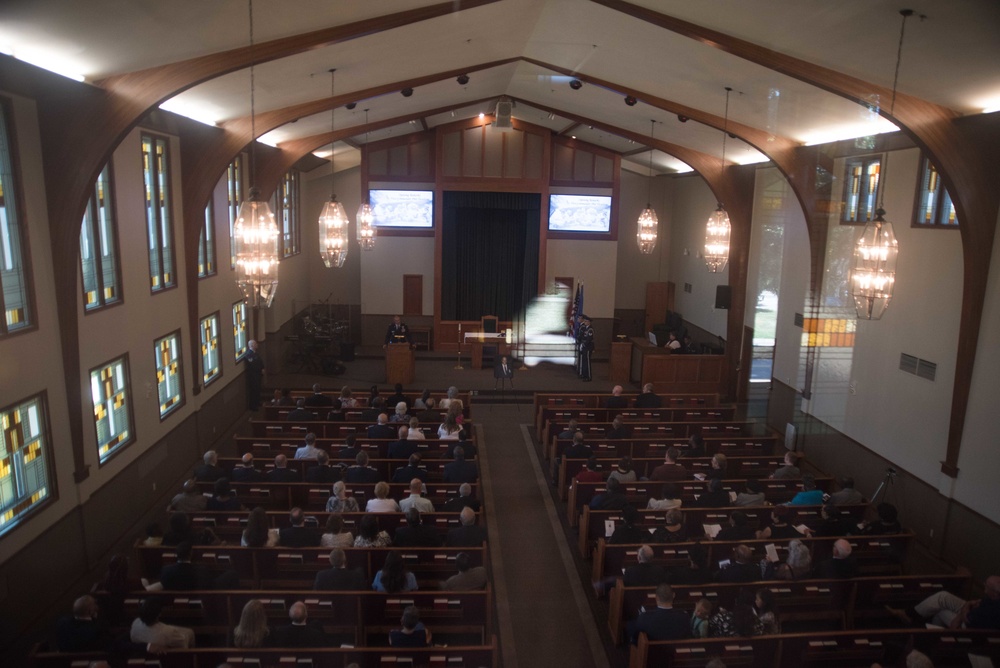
<box><xmin>879</xmin><ymin>9</ymin><xmax>911</xmax><ymax>211</ymax></box>
<box><xmin>248</xmin><ymin>0</ymin><xmax>257</xmax><ymax>191</ymax></box>
<box><xmin>646</xmin><ymin>119</ymin><xmax>654</xmax><ymax>205</ymax></box>
<box><xmin>721</xmin><ymin>86</ymin><xmax>731</xmax><ymax>168</ymax></box>
<box><xmin>329</xmin><ymin>69</ymin><xmax>336</xmax><ymax>198</ymax></box>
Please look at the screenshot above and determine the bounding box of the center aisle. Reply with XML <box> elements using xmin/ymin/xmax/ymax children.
<box><xmin>477</xmin><ymin>404</ymin><xmax>610</xmax><ymax>668</ymax></box>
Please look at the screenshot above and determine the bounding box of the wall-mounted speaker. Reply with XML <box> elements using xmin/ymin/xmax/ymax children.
<box><xmin>715</xmin><ymin>285</ymin><xmax>731</xmax><ymax>310</ymax></box>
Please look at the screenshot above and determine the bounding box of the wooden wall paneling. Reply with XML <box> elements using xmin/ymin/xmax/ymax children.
<box><xmin>403</xmin><ymin>275</ymin><xmax>423</xmax><ymax>315</ymax></box>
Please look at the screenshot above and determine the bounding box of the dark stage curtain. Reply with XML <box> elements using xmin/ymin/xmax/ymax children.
<box><xmin>441</xmin><ymin>191</ymin><xmax>540</xmax><ymax>321</ymax></box>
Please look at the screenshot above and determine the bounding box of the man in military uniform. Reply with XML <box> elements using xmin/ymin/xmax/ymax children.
<box><xmin>383</xmin><ymin>315</ymin><xmax>413</xmax><ymax>348</ymax></box>
<box><xmin>244</xmin><ymin>339</ymin><xmax>265</xmax><ymax>410</ymax></box>
<box><xmin>578</xmin><ymin>315</ymin><xmax>595</xmax><ymax>381</ymax></box>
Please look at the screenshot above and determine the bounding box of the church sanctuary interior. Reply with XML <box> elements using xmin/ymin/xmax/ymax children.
<box><xmin>3</xmin><ymin>0</ymin><xmax>1000</xmax><ymax>666</ymax></box>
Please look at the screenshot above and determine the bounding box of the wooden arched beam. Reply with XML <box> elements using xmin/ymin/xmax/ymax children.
<box><xmin>22</xmin><ymin>0</ymin><xmax>496</xmax><ymax>482</ymax></box>
<box><xmin>516</xmin><ymin>96</ymin><xmax>755</xmax><ymax>400</ymax></box>
<box><xmin>592</xmin><ymin>0</ymin><xmax>1000</xmax><ymax>476</ymax></box>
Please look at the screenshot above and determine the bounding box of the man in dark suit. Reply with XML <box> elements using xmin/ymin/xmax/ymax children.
<box><xmin>279</xmin><ymin>508</ymin><xmax>321</xmax><ymax>548</ymax></box>
<box><xmin>386</xmin><ymin>383</ymin><xmax>411</xmax><ymax>410</ymax></box>
<box><xmin>271</xmin><ymin>601</ymin><xmax>327</xmax><ymax>647</ymax></box>
<box><xmin>244</xmin><ymin>339</ymin><xmax>265</xmax><ymax>411</ymax></box>
<box><xmin>443</xmin><ymin>447</ymin><xmax>478</xmax><ymax>484</ymax></box>
<box><xmin>266</xmin><ymin>454</ymin><xmax>299</xmax><ymax>482</ymax></box>
<box><xmin>55</xmin><ymin>595</ymin><xmax>111</xmax><ymax>651</ymax></box>
<box><xmin>360</xmin><ymin>396</ymin><xmax>385</xmax><ymax>422</ymax></box>
<box><xmin>313</xmin><ymin>548</ymin><xmax>367</xmax><ymax>591</ymax></box>
<box><xmin>286</xmin><ymin>398</ymin><xmax>317</xmax><ymax>422</ymax></box>
<box><xmin>305</xmin><ymin>450</ymin><xmax>340</xmax><ymax>484</ymax></box>
<box><xmin>393</xmin><ymin>508</ymin><xmax>442</xmax><ymax>547</ymax></box>
<box><xmin>383</xmin><ymin>315</ymin><xmax>413</xmax><ymax>347</ymax></box>
<box><xmin>388</xmin><ymin>426</ymin><xmax>419</xmax><ymax>460</ymax></box>
<box><xmin>416</xmin><ymin>397</ymin><xmax>439</xmax><ymax>423</ymax></box>
<box><xmin>622</xmin><ymin>545</ymin><xmax>669</xmax><ymax>587</ymax></box>
<box><xmin>649</xmin><ymin>447</ymin><xmax>688</xmax><ymax>481</ymax></box>
<box><xmin>441</xmin><ymin>483</ymin><xmax>481</xmax><ymax>513</ymax></box>
<box><xmin>193</xmin><ymin>450</ymin><xmax>225</xmax><ymax>482</ymax></box>
<box><xmin>714</xmin><ymin>511</ymin><xmax>757</xmax><ymax>542</ymax></box>
<box><xmin>231</xmin><ymin>452</ymin><xmax>263</xmax><ymax>482</ymax></box>
<box><xmin>344</xmin><ymin>451</ymin><xmax>380</xmax><ymax>484</ymax></box>
<box><xmin>303</xmin><ymin>383</ymin><xmax>333</xmax><ymax>409</ymax></box>
<box><xmin>159</xmin><ymin>542</ymin><xmax>209</xmax><ymax>590</ymax></box>
<box><xmin>714</xmin><ymin>544</ymin><xmax>761</xmax><ymax>583</ymax></box>
<box><xmin>367</xmin><ymin>413</ymin><xmax>396</xmax><ymax>440</ymax></box>
<box><xmin>392</xmin><ymin>454</ymin><xmax>427</xmax><ymax>484</ymax></box>
<box><xmin>445</xmin><ymin>507</ymin><xmax>487</xmax><ymax>547</ymax></box>
<box><xmin>627</xmin><ymin>583</ymin><xmax>690</xmax><ymax>644</ymax></box>
<box><xmin>634</xmin><ymin>383</ymin><xmax>663</xmax><ymax>408</ymax></box>
<box><xmin>338</xmin><ymin>433</ymin><xmax>361</xmax><ymax>460</ymax></box>
<box><xmin>605</xmin><ymin>385</ymin><xmax>628</xmax><ymax>409</ymax></box>
<box><xmin>817</xmin><ymin>538</ymin><xmax>858</xmax><ymax>579</ymax></box>
<box><xmin>494</xmin><ymin>355</ymin><xmax>514</xmax><ymax>389</ymax></box>
<box><xmin>325</xmin><ymin>398</ymin><xmax>346</xmax><ymax>422</ymax></box>
<box><xmin>563</xmin><ymin>432</ymin><xmax>593</xmax><ymax>461</ymax></box>
<box><xmin>445</xmin><ymin>433</ymin><xmax>477</xmax><ymax>459</ymax></box>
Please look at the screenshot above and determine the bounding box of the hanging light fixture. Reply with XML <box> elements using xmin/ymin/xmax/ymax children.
<box><xmin>636</xmin><ymin>119</ymin><xmax>658</xmax><ymax>255</ymax></box>
<box><xmin>318</xmin><ymin>68</ymin><xmax>350</xmax><ymax>268</ymax></box>
<box><xmin>704</xmin><ymin>87</ymin><xmax>733</xmax><ymax>273</ymax></box>
<box><xmin>850</xmin><ymin>10</ymin><xmax>910</xmax><ymax>320</ymax></box>
<box><xmin>234</xmin><ymin>0</ymin><xmax>280</xmax><ymax>308</ymax></box>
<box><xmin>356</xmin><ymin>108</ymin><xmax>377</xmax><ymax>251</ymax></box>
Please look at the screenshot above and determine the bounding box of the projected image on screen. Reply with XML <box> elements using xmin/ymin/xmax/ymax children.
<box><xmin>369</xmin><ymin>190</ymin><xmax>434</xmax><ymax>228</ymax></box>
<box><xmin>548</xmin><ymin>194</ymin><xmax>612</xmax><ymax>233</ymax></box>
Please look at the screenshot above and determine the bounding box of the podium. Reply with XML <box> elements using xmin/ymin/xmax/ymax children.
<box><xmin>385</xmin><ymin>345</ymin><xmax>414</xmax><ymax>384</ymax></box>
<box><xmin>609</xmin><ymin>340</ymin><xmax>632</xmax><ymax>382</ymax></box>
<box><xmin>464</xmin><ymin>332</ymin><xmax>508</xmax><ymax>370</ymax></box>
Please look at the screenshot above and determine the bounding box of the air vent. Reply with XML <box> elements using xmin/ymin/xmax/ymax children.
<box><xmin>684</xmin><ymin>283</ymin><xmax>692</xmax><ymax>294</ymax></box>
<box><xmin>794</xmin><ymin>313</ymin><xmax>804</xmax><ymax>328</ymax></box>
<box><xmin>900</xmin><ymin>353</ymin><xmax>936</xmax><ymax>381</ymax></box>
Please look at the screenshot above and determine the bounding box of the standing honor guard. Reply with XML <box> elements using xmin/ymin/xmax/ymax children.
<box><xmin>578</xmin><ymin>315</ymin><xmax>595</xmax><ymax>381</ymax></box>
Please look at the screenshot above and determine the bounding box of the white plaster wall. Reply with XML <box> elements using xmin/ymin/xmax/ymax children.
<box><xmin>545</xmin><ymin>239</ymin><xmax>618</xmax><ymax>318</ymax></box>
<box><xmin>615</xmin><ymin>169</ymin><xmax>671</xmax><ymax>309</ymax></box>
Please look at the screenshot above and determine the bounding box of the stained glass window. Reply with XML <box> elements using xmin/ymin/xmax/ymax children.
<box><xmin>198</xmin><ymin>198</ymin><xmax>216</xmax><ymax>277</ymax></box>
<box><xmin>141</xmin><ymin>133</ymin><xmax>175</xmax><ymax>291</ymax></box>
<box><xmin>80</xmin><ymin>163</ymin><xmax>122</xmax><ymax>310</ymax></box>
<box><xmin>0</xmin><ymin>98</ymin><xmax>33</xmax><ymax>334</ymax></box>
<box><xmin>91</xmin><ymin>356</ymin><xmax>133</xmax><ymax>463</ymax></box>
<box><xmin>154</xmin><ymin>331</ymin><xmax>184</xmax><ymax>419</ymax></box>
<box><xmin>200</xmin><ymin>313</ymin><xmax>221</xmax><ymax>386</ymax></box>
<box><xmin>227</xmin><ymin>158</ymin><xmax>242</xmax><ymax>269</ymax></box>
<box><xmin>279</xmin><ymin>169</ymin><xmax>300</xmax><ymax>257</ymax></box>
<box><xmin>841</xmin><ymin>156</ymin><xmax>881</xmax><ymax>224</ymax></box>
<box><xmin>233</xmin><ymin>300</ymin><xmax>248</xmax><ymax>360</ymax></box>
<box><xmin>0</xmin><ymin>394</ymin><xmax>54</xmax><ymax>536</ymax></box>
<box><xmin>914</xmin><ymin>158</ymin><xmax>958</xmax><ymax>227</ymax></box>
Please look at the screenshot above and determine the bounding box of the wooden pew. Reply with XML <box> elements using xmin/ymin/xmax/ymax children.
<box><xmin>191</xmin><ymin>481</ymin><xmax>479</xmax><ymax>511</ymax></box>
<box><xmin>533</xmin><ymin>392</ymin><xmax>720</xmax><ymax>435</ymax></box>
<box><xmin>592</xmin><ymin>534</ymin><xmax>912</xmax><ymax>583</ymax></box>
<box><xmin>537</xmin><ymin>405</ymin><xmax>737</xmax><ymax>441</ymax></box>
<box><xmin>232</xmin><ymin>435</ymin><xmax>474</xmax><ymax>460</ymax></box>
<box><xmin>213</xmin><ymin>456</ymin><xmax>466</xmax><ymax>485</ymax></box>
<box><xmin>262</xmin><ymin>403</ymin><xmax>472</xmax><ymax>422</ymax></box>
<box><xmin>250</xmin><ymin>419</ymin><xmax>476</xmax><ymax>440</ymax></box>
<box><xmin>544</xmin><ymin>419</ymin><xmax>758</xmax><ymax>456</ymax></box>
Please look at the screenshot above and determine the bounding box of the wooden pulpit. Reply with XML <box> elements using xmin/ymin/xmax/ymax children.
<box><xmin>385</xmin><ymin>345</ymin><xmax>415</xmax><ymax>384</ymax></box>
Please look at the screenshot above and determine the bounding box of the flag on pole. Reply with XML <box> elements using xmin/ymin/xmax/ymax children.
<box><xmin>571</xmin><ymin>283</ymin><xmax>584</xmax><ymax>336</ymax></box>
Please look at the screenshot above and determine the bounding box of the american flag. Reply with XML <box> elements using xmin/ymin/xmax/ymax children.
<box><xmin>570</xmin><ymin>283</ymin><xmax>584</xmax><ymax>336</ymax></box>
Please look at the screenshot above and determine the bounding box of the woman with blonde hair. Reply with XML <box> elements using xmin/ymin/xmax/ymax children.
<box><xmin>367</xmin><ymin>481</ymin><xmax>401</xmax><ymax>513</ymax></box>
<box><xmin>232</xmin><ymin>599</ymin><xmax>270</xmax><ymax>648</ymax></box>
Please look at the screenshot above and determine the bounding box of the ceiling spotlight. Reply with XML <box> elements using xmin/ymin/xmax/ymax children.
<box><xmin>456</xmin><ymin>74</ymin><xmax>470</xmax><ymax>85</ymax></box>
<box><xmin>345</xmin><ymin>102</ymin><xmax>356</xmax><ymax>110</ymax></box>
<box><xmin>677</xmin><ymin>114</ymin><xmax>688</xmax><ymax>123</ymax></box>
<box><xmin>624</xmin><ymin>95</ymin><xmax>637</xmax><ymax>106</ymax></box>
<box><xmin>401</xmin><ymin>88</ymin><xmax>413</xmax><ymax>97</ymax></box>
<box><xmin>478</xmin><ymin>112</ymin><xmax>485</xmax><ymax>119</ymax></box>
<box><xmin>569</xmin><ymin>79</ymin><xmax>582</xmax><ymax>90</ymax></box>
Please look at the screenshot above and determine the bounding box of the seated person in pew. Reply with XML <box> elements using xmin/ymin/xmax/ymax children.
<box><xmin>416</xmin><ymin>397</ymin><xmax>438</xmax><ymax>423</ymax></box>
<box><xmin>391</xmin><ymin>401</ymin><xmax>410</xmax><ymax>424</ymax></box>
<box><xmin>294</xmin><ymin>432</ymin><xmax>321</xmax><ymax>460</ymax></box>
<box><xmin>373</xmin><ymin>551</ymin><xmax>419</xmax><ymax>593</ymax></box>
<box><xmin>755</xmin><ymin>505</ymin><xmax>804</xmax><ymax>541</ymax></box>
<box><xmin>325</xmin><ymin>398</ymin><xmax>345</xmax><ymax>422</ymax></box>
<box><xmin>232</xmin><ymin>599</ymin><xmax>271</xmax><ymax>648</ymax></box>
<box><xmin>445</xmin><ymin>430</ymin><xmax>477</xmax><ymax>459</ymax></box>
<box><xmin>649</xmin><ymin>447</ymin><xmax>688</xmax><ymax>482</ymax></box>
<box><xmin>270</xmin><ymin>388</ymin><xmax>293</xmax><ymax>407</ymax></box>
<box><xmin>610</xmin><ymin>506</ymin><xmax>649</xmax><ymax>545</ymax></box>
<box><xmin>162</xmin><ymin>511</ymin><xmax>219</xmax><ymax>546</ymax></box>
<box><xmin>354</xmin><ymin>514</ymin><xmax>392</xmax><ymax>548</ymax></box>
<box><xmin>627</xmin><ymin>583</ymin><xmax>690</xmax><ymax>645</ymax></box>
<box><xmin>828</xmin><ymin>475</ymin><xmax>864</xmax><ymax>505</ymax></box>
<box><xmin>242</xmin><ymin>506</ymin><xmax>279</xmax><ymax>547</ymax></box>
<box><xmin>414</xmin><ymin>389</ymin><xmax>432</xmax><ymax>411</ymax></box>
<box><xmin>669</xmin><ymin>543</ymin><xmax>710</xmax><ymax>585</ymax></box>
<box><xmin>557</xmin><ymin>419</ymin><xmax>580</xmax><ymax>442</ymax></box>
<box><xmin>56</xmin><ymin>595</ymin><xmax>111</xmax><ymax>652</ymax></box>
<box><xmin>446</xmin><ymin>507</ymin><xmax>488</xmax><ymax>547</ymax></box>
<box><xmin>754</xmin><ymin>588</ymin><xmax>781</xmax><ymax>635</ymax></box>
<box><xmin>169</xmin><ymin>479</ymin><xmax>207</xmax><ymax>514</ymax></box>
<box><xmin>338</xmin><ymin>433</ymin><xmax>361</xmax><ymax>460</ymax></box>
<box><xmin>306</xmin><ymin>450</ymin><xmax>340</xmax><ymax>484</ymax></box>
<box><xmin>788</xmin><ymin>473</ymin><xmax>825</xmax><ymax>505</ymax></box>
<box><xmin>652</xmin><ymin>509</ymin><xmax>689</xmax><ymax>544</ymax></box>
<box><xmin>814</xmin><ymin>503</ymin><xmax>852</xmax><ymax>537</ymax></box>
<box><xmin>441</xmin><ymin>552</ymin><xmax>488</xmax><ymax>591</ymax></box>
<box><xmin>622</xmin><ymin>544</ymin><xmax>670</xmax><ymax>588</ymax></box>
<box><xmin>683</xmin><ymin>431</ymin><xmax>707</xmax><ymax>459</ymax></box>
<box><xmin>304</xmin><ymin>383</ymin><xmax>334</xmax><ymax>408</ymax></box>
<box><xmin>388</xmin><ymin>426</ymin><xmax>418</xmax><ymax>460</ymax></box>
<box><xmin>326</xmin><ymin>480</ymin><xmax>361</xmax><ymax>514</ymax></box>
<box><xmin>689</xmin><ymin>477</ymin><xmax>731</xmax><ymax>508</ymax></box>
<box><xmin>647</xmin><ymin>482</ymin><xmax>682</xmax><ymax>511</ymax></box>
<box><xmin>231</xmin><ymin>453</ymin><xmax>263</xmax><ymax>483</ymax></box>
<box><xmin>887</xmin><ymin>575</ymin><xmax>1000</xmax><ymax>630</ymax></box>
<box><xmin>605</xmin><ymin>385</ymin><xmax>628</xmax><ymax>409</ymax></box>
<box><xmin>443</xmin><ymin>447</ymin><xmax>479</xmax><ymax>484</ymax></box>
<box><xmin>707</xmin><ymin>453</ymin><xmax>728</xmax><ymax>480</ymax></box>
<box><xmin>344</xmin><ymin>451</ymin><xmax>381</xmax><ymax>484</ymax></box>
<box><xmin>713</xmin><ymin>511</ymin><xmax>756</xmax><ymax>542</ymax></box>
<box><xmin>407</xmin><ymin>417</ymin><xmax>426</xmax><ymax>440</ymax></box>
<box><xmin>313</xmin><ymin>548</ymin><xmax>367</xmax><ymax>591</ymax></box>
<box><xmin>553</xmin><ymin>431</ymin><xmax>591</xmax><ymax>485</ymax></box>
<box><xmin>130</xmin><ymin>597</ymin><xmax>195</xmax><ymax>649</ymax></box>
<box><xmin>438</xmin><ymin>386</ymin><xmax>460</xmax><ymax>410</ymax></box>
<box><xmin>589</xmin><ymin>477</ymin><xmax>630</xmax><ymax>511</ymax></box>
<box><xmin>367</xmin><ymin>481</ymin><xmax>402</xmax><ymax>513</ymax></box>
<box><xmin>389</xmin><ymin>605</ymin><xmax>432</xmax><ymax>648</ymax></box>
<box><xmin>361</xmin><ymin>396</ymin><xmax>385</xmax><ymax>422</ymax></box>
<box><xmin>769</xmin><ymin>451</ymin><xmax>801</xmax><ymax>480</ymax></box>
<box><xmin>270</xmin><ymin>601</ymin><xmax>326</xmax><ymax>648</ymax></box>
<box><xmin>733</xmin><ymin>478</ymin><xmax>767</xmax><ymax>507</ymax></box>
<box><xmin>339</xmin><ymin>386</ymin><xmax>359</xmax><ymax>409</ymax></box>
<box><xmin>266</xmin><ymin>454</ymin><xmax>298</xmax><ymax>483</ymax></box>
<box><xmin>691</xmin><ymin>598</ymin><xmax>713</xmax><ymax>638</ymax></box>
<box><xmin>394</xmin><ymin>508</ymin><xmax>443</xmax><ymax>548</ymax></box>
<box><xmin>761</xmin><ymin>538</ymin><xmax>813</xmax><ymax>580</ymax></box>
<box><xmin>392</xmin><ymin>454</ymin><xmax>428</xmax><ymax>484</ymax></box>
<box><xmin>286</xmin><ymin>398</ymin><xmax>317</xmax><ymax>422</ymax></box>
<box><xmin>368</xmin><ymin>413</ymin><xmax>396</xmax><ymax>440</ymax></box>
<box><xmin>858</xmin><ymin>502</ymin><xmax>903</xmax><ymax>535</ymax></box>
<box><xmin>442</xmin><ymin>482</ymin><xmax>481</xmax><ymax>513</ymax></box>
<box><xmin>388</xmin><ymin>384</ymin><xmax>411</xmax><ymax>410</ymax></box>
<box><xmin>607</xmin><ymin>415</ymin><xmax>631</xmax><ymax>440</ymax></box>
<box><xmin>279</xmin><ymin>507</ymin><xmax>321</xmax><ymax>548</ymax></box>
<box><xmin>714</xmin><ymin>544</ymin><xmax>761</xmax><ymax>583</ymax></box>
<box><xmin>207</xmin><ymin>477</ymin><xmax>244</xmax><ymax>511</ymax></box>
<box><xmin>815</xmin><ymin>538</ymin><xmax>858</xmax><ymax>579</ymax></box>
<box><xmin>708</xmin><ymin>589</ymin><xmax>765</xmax><ymax>637</ymax></box>
<box><xmin>438</xmin><ymin>412</ymin><xmax>463</xmax><ymax>441</ymax></box>
<box><xmin>607</xmin><ymin>456</ymin><xmax>637</xmax><ymax>484</ymax></box>
<box><xmin>634</xmin><ymin>383</ymin><xmax>663</xmax><ymax>408</ymax></box>
<box><xmin>193</xmin><ymin>450</ymin><xmax>225</xmax><ymax>483</ymax></box>
<box><xmin>576</xmin><ymin>456</ymin><xmax>605</xmax><ymax>484</ymax></box>
<box><xmin>400</xmin><ymin>478</ymin><xmax>435</xmax><ymax>513</ymax></box>
<box><xmin>320</xmin><ymin>514</ymin><xmax>354</xmax><ymax>549</ymax></box>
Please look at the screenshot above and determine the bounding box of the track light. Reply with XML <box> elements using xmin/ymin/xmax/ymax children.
<box><xmin>401</xmin><ymin>88</ymin><xmax>413</xmax><ymax>97</ymax></box>
<box><xmin>569</xmin><ymin>79</ymin><xmax>582</xmax><ymax>90</ymax></box>
<box><xmin>456</xmin><ymin>74</ymin><xmax>470</xmax><ymax>85</ymax></box>
<box><xmin>345</xmin><ymin>102</ymin><xmax>356</xmax><ymax>110</ymax></box>
<box><xmin>677</xmin><ymin>115</ymin><xmax>688</xmax><ymax>123</ymax></box>
<box><xmin>624</xmin><ymin>95</ymin><xmax>637</xmax><ymax>106</ymax></box>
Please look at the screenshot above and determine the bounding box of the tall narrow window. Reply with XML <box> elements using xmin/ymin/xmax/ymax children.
<box><xmin>0</xmin><ymin>98</ymin><xmax>34</xmax><ymax>334</ymax></box>
<box><xmin>90</xmin><ymin>355</ymin><xmax>133</xmax><ymax>463</ymax></box>
<box><xmin>154</xmin><ymin>331</ymin><xmax>184</xmax><ymax>419</ymax></box>
<box><xmin>233</xmin><ymin>300</ymin><xmax>249</xmax><ymax>360</ymax></box>
<box><xmin>914</xmin><ymin>158</ymin><xmax>958</xmax><ymax>227</ymax></box>
<box><xmin>198</xmin><ymin>198</ymin><xmax>216</xmax><ymax>277</ymax></box>
<box><xmin>200</xmin><ymin>313</ymin><xmax>221</xmax><ymax>386</ymax></box>
<box><xmin>841</xmin><ymin>156</ymin><xmax>881</xmax><ymax>224</ymax></box>
<box><xmin>279</xmin><ymin>169</ymin><xmax>300</xmax><ymax>257</ymax></box>
<box><xmin>80</xmin><ymin>163</ymin><xmax>122</xmax><ymax>310</ymax></box>
<box><xmin>0</xmin><ymin>393</ymin><xmax>55</xmax><ymax>536</ymax></box>
<box><xmin>227</xmin><ymin>158</ymin><xmax>242</xmax><ymax>269</ymax></box>
<box><xmin>141</xmin><ymin>133</ymin><xmax>175</xmax><ymax>291</ymax></box>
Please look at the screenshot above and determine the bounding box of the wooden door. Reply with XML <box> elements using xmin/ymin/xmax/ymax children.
<box><xmin>403</xmin><ymin>275</ymin><xmax>422</xmax><ymax>315</ymax></box>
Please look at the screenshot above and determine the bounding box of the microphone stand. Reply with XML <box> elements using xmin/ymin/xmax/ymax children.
<box><xmin>454</xmin><ymin>322</ymin><xmax>464</xmax><ymax>370</ymax></box>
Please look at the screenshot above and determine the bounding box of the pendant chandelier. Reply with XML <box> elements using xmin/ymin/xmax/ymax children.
<box><xmin>850</xmin><ymin>10</ymin><xmax>910</xmax><ymax>320</ymax></box>
<box><xmin>357</xmin><ymin>108</ymin><xmax>377</xmax><ymax>251</ymax></box>
<box><xmin>704</xmin><ymin>87</ymin><xmax>733</xmax><ymax>273</ymax></box>
<box><xmin>318</xmin><ymin>68</ymin><xmax>350</xmax><ymax>268</ymax></box>
<box><xmin>233</xmin><ymin>0</ymin><xmax>280</xmax><ymax>308</ymax></box>
<box><xmin>636</xmin><ymin>119</ymin><xmax>658</xmax><ymax>255</ymax></box>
